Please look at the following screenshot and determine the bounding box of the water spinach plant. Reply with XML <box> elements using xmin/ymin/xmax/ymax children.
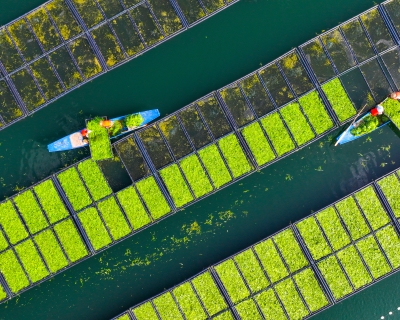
<box><xmin>172</xmin><ymin>282</ymin><xmax>207</xmax><ymax>319</ymax></box>
<box><xmin>198</xmin><ymin>145</ymin><xmax>232</xmax><ymax>188</ymax></box>
<box><xmin>0</xmin><ymin>200</ymin><xmax>28</xmax><ymax>244</ymax></box>
<box><xmin>0</xmin><ymin>250</ymin><xmax>30</xmax><ymax>293</ymax></box>
<box><xmin>322</xmin><ymin>78</ymin><xmax>356</xmax><ymax>122</ymax></box>
<box><xmin>376</xmin><ymin>225</ymin><xmax>400</xmax><ymax>268</ymax></box>
<box><xmin>78</xmin><ymin>207</ymin><xmax>112</xmax><ymax>251</ymax></box>
<box><xmin>377</xmin><ymin>173</ymin><xmax>400</xmax><ymax>218</ymax></box>
<box><xmin>180</xmin><ymin>154</ymin><xmax>213</xmax><ymax>198</ymax></box>
<box><xmin>57</xmin><ymin>167</ymin><xmax>92</xmax><ymax>212</ymax></box>
<box><xmin>382</xmin><ymin>98</ymin><xmax>400</xmax><ymax>129</ymax></box>
<box><xmin>235</xmin><ymin>298</ymin><xmax>262</xmax><ymax>319</ymax></box>
<box><xmin>218</xmin><ymin>134</ymin><xmax>252</xmax><ymax>178</ymax></box>
<box><xmin>153</xmin><ymin>292</ymin><xmax>183</xmax><ymax>320</ymax></box>
<box><xmin>136</xmin><ymin>176</ymin><xmax>171</xmax><ymax>219</ymax></box>
<box><xmin>160</xmin><ymin>164</ymin><xmax>194</xmax><ymax>208</ymax></box>
<box><xmin>241</xmin><ymin>122</ymin><xmax>276</xmax><ymax>166</ymax></box>
<box><xmin>77</xmin><ymin>159</ymin><xmax>112</xmax><ymax>201</ymax></box>
<box><xmin>254</xmin><ymin>289</ymin><xmax>287</xmax><ymax>320</ymax></box>
<box><xmin>133</xmin><ymin>302</ymin><xmax>159</xmax><ymax>320</ymax></box>
<box><xmin>116</xmin><ymin>186</ymin><xmax>151</xmax><ymax>230</ymax></box>
<box><xmin>275</xmin><ymin>278</ymin><xmax>309</xmax><ymax>319</ymax></box>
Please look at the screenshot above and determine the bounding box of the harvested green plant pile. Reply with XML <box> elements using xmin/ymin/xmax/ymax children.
<box><xmin>77</xmin><ymin>159</ymin><xmax>111</xmax><ymax>201</ymax></box>
<box><xmin>280</xmin><ymin>102</ymin><xmax>315</xmax><ymax>145</ymax></box>
<box><xmin>241</xmin><ymin>122</ymin><xmax>275</xmax><ymax>166</ymax></box>
<box><xmin>160</xmin><ymin>164</ymin><xmax>193</xmax><ymax>207</ymax></box>
<box><xmin>136</xmin><ymin>177</ymin><xmax>171</xmax><ymax>219</ymax></box>
<box><xmin>350</xmin><ymin>114</ymin><xmax>387</xmax><ymax>136</ymax></box>
<box><xmin>218</xmin><ymin>134</ymin><xmax>252</xmax><ymax>177</ymax></box>
<box><xmin>78</xmin><ymin>207</ymin><xmax>112</xmax><ymax>250</ymax></box>
<box><xmin>322</xmin><ymin>78</ymin><xmax>356</xmax><ymax>122</ymax></box>
<box><xmin>382</xmin><ymin>98</ymin><xmax>400</xmax><ymax>128</ymax></box>
<box><xmin>180</xmin><ymin>154</ymin><xmax>213</xmax><ymax>198</ymax></box>
<box><xmin>87</xmin><ymin>117</ymin><xmax>113</xmax><ymax>161</ymax></box>
<box><xmin>126</xmin><ymin>114</ymin><xmax>144</xmax><ymax>128</ymax></box>
<box><xmin>261</xmin><ymin>113</ymin><xmax>295</xmax><ymax>156</ymax></box>
<box><xmin>299</xmin><ymin>91</ymin><xmax>334</xmax><ymax>134</ymax></box>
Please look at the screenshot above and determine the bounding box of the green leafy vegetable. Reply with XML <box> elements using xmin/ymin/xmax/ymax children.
<box><xmin>254</xmin><ymin>289</ymin><xmax>286</xmax><ymax>320</ymax></box>
<box><xmin>198</xmin><ymin>145</ymin><xmax>232</xmax><ymax>188</ymax></box>
<box><xmin>322</xmin><ymin>78</ymin><xmax>356</xmax><ymax>122</ymax></box>
<box><xmin>377</xmin><ymin>173</ymin><xmax>400</xmax><ymax>218</ymax></box>
<box><xmin>180</xmin><ymin>154</ymin><xmax>213</xmax><ymax>198</ymax></box>
<box><xmin>350</xmin><ymin>114</ymin><xmax>387</xmax><ymax>136</ymax></box>
<box><xmin>376</xmin><ymin>225</ymin><xmax>400</xmax><ymax>268</ymax></box>
<box><xmin>280</xmin><ymin>102</ymin><xmax>315</xmax><ymax>145</ymax></box>
<box><xmin>153</xmin><ymin>292</ymin><xmax>183</xmax><ymax>320</ymax></box>
<box><xmin>15</xmin><ymin>239</ymin><xmax>49</xmax><ymax>282</ymax></box>
<box><xmin>136</xmin><ymin>176</ymin><xmax>171</xmax><ymax>219</ymax></box>
<box><xmin>126</xmin><ymin>114</ymin><xmax>144</xmax><ymax>128</ymax></box>
<box><xmin>0</xmin><ymin>200</ymin><xmax>28</xmax><ymax>244</ymax></box>
<box><xmin>241</xmin><ymin>122</ymin><xmax>276</xmax><ymax>166</ymax></box>
<box><xmin>382</xmin><ymin>98</ymin><xmax>400</xmax><ymax>128</ymax></box>
<box><xmin>261</xmin><ymin>113</ymin><xmax>296</xmax><ymax>156</ymax></box>
<box><xmin>215</xmin><ymin>259</ymin><xmax>250</xmax><ymax>304</ymax></box>
<box><xmin>87</xmin><ymin>117</ymin><xmax>113</xmax><ymax>161</ymax></box>
<box><xmin>275</xmin><ymin>278</ymin><xmax>309</xmax><ymax>319</ymax></box>
<box><xmin>133</xmin><ymin>302</ymin><xmax>159</xmax><ymax>320</ymax></box>
<box><xmin>78</xmin><ymin>207</ymin><xmax>112</xmax><ymax>250</ymax></box>
<box><xmin>299</xmin><ymin>91</ymin><xmax>334</xmax><ymax>134</ymax></box>
<box><xmin>77</xmin><ymin>159</ymin><xmax>112</xmax><ymax>201</ymax></box>
<box><xmin>160</xmin><ymin>164</ymin><xmax>194</xmax><ymax>208</ymax></box>
<box><xmin>173</xmin><ymin>282</ymin><xmax>207</xmax><ymax>320</ymax></box>
<box><xmin>34</xmin><ymin>179</ymin><xmax>69</xmax><ymax>224</ymax></box>
<box><xmin>116</xmin><ymin>186</ymin><xmax>151</xmax><ymax>230</ymax></box>
<box><xmin>0</xmin><ymin>249</ymin><xmax>30</xmax><ymax>293</ymax></box>
<box><xmin>97</xmin><ymin>196</ymin><xmax>131</xmax><ymax>240</ymax></box>
<box><xmin>235</xmin><ymin>298</ymin><xmax>262</xmax><ymax>320</ymax></box>
<box><xmin>218</xmin><ymin>134</ymin><xmax>252</xmax><ymax>178</ymax></box>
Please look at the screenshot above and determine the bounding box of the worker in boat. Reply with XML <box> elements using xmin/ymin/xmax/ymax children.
<box><xmin>390</xmin><ymin>92</ymin><xmax>400</xmax><ymax>100</ymax></box>
<box><xmin>370</xmin><ymin>104</ymin><xmax>384</xmax><ymax>117</ymax></box>
<box><xmin>100</xmin><ymin>119</ymin><xmax>114</xmax><ymax>128</ymax></box>
<box><xmin>81</xmin><ymin>129</ymin><xmax>89</xmax><ymax>143</ymax></box>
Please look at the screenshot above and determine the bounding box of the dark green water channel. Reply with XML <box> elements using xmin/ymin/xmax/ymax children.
<box><xmin>1</xmin><ymin>0</ymin><xmax>400</xmax><ymax>319</ymax></box>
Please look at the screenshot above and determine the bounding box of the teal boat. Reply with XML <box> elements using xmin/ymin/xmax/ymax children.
<box><xmin>48</xmin><ymin>109</ymin><xmax>160</xmax><ymax>152</ymax></box>
<box><xmin>335</xmin><ymin>111</ymin><xmax>390</xmax><ymax>145</ymax></box>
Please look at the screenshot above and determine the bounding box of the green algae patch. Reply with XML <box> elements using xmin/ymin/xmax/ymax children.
<box><xmin>136</xmin><ymin>176</ymin><xmax>171</xmax><ymax>219</ymax></box>
<box><xmin>198</xmin><ymin>144</ymin><xmax>232</xmax><ymax>188</ymax></box>
<box><xmin>71</xmin><ymin>0</ymin><xmax>104</xmax><ymax>28</ymax></box>
<box><xmin>46</xmin><ymin>0</ymin><xmax>82</xmax><ymax>40</ymax></box>
<box><xmin>322</xmin><ymin>78</ymin><xmax>356</xmax><ymax>122</ymax></box>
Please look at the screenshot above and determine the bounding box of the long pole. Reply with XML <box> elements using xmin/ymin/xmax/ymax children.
<box><xmin>335</xmin><ymin>103</ymin><xmax>368</xmax><ymax>146</ymax></box>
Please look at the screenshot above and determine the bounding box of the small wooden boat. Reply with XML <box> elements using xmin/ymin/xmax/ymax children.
<box><xmin>335</xmin><ymin>111</ymin><xmax>390</xmax><ymax>145</ymax></box>
<box><xmin>48</xmin><ymin>109</ymin><xmax>160</xmax><ymax>152</ymax></box>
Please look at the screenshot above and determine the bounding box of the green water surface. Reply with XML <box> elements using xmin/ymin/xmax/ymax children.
<box><xmin>0</xmin><ymin>0</ymin><xmax>400</xmax><ymax>319</ymax></box>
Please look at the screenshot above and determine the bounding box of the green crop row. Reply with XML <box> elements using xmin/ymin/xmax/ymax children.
<box><xmin>213</xmin><ymin>310</ymin><xmax>234</xmax><ymax>320</ymax></box>
<box><xmin>261</xmin><ymin>112</ymin><xmax>296</xmax><ymax>156</ymax></box>
<box><xmin>241</xmin><ymin>122</ymin><xmax>275</xmax><ymax>166</ymax></box>
<box><xmin>0</xmin><ymin>249</ymin><xmax>30</xmax><ymax>293</ymax></box>
<box><xmin>15</xmin><ymin>239</ymin><xmax>49</xmax><ymax>283</ymax></box>
<box><xmin>53</xmin><ymin>218</ymin><xmax>88</xmax><ymax>263</ymax></box>
<box><xmin>13</xmin><ymin>190</ymin><xmax>48</xmax><ymax>234</ymax></box>
<box><xmin>180</xmin><ymin>154</ymin><xmax>213</xmax><ymax>198</ymax></box>
<box><xmin>97</xmin><ymin>196</ymin><xmax>131</xmax><ymax>241</ymax></box>
<box><xmin>160</xmin><ymin>164</ymin><xmax>194</xmax><ymax>208</ymax></box>
<box><xmin>275</xmin><ymin>278</ymin><xmax>309</xmax><ymax>319</ymax></box>
<box><xmin>377</xmin><ymin>173</ymin><xmax>400</xmax><ymax>218</ymax></box>
<box><xmin>376</xmin><ymin>225</ymin><xmax>400</xmax><ymax>268</ymax></box>
<box><xmin>78</xmin><ymin>207</ymin><xmax>112</xmax><ymax>251</ymax></box>
<box><xmin>298</xmin><ymin>90</ymin><xmax>334</xmax><ymax>135</ymax></box>
<box><xmin>116</xmin><ymin>186</ymin><xmax>151</xmax><ymax>230</ymax></box>
<box><xmin>0</xmin><ymin>200</ymin><xmax>28</xmax><ymax>245</ymax></box>
<box><xmin>235</xmin><ymin>298</ymin><xmax>262</xmax><ymax>320</ymax></box>
<box><xmin>254</xmin><ymin>289</ymin><xmax>287</xmax><ymax>320</ymax></box>
<box><xmin>136</xmin><ymin>176</ymin><xmax>171</xmax><ymax>220</ymax></box>
<box><xmin>280</xmin><ymin>102</ymin><xmax>315</xmax><ymax>146</ymax></box>
<box><xmin>77</xmin><ymin>160</ymin><xmax>112</xmax><ymax>201</ymax></box>
<box><xmin>215</xmin><ymin>259</ymin><xmax>250</xmax><ymax>304</ymax></box>
<box><xmin>218</xmin><ymin>134</ymin><xmax>252</xmax><ymax>178</ymax></box>
<box><xmin>382</xmin><ymin>98</ymin><xmax>400</xmax><ymax>128</ymax></box>
<box><xmin>322</xmin><ymin>78</ymin><xmax>356</xmax><ymax>122</ymax></box>
<box><xmin>58</xmin><ymin>167</ymin><xmax>92</xmax><ymax>212</ymax></box>
<box><xmin>132</xmin><ymin>271</ymin><xmax>228</xmax><ymax>320</ymax></box>
<box><xmin>33</xmin><ymin>179</ymin><xmax>69</xmax><ymax>224</ymax></box>
<box><xmin>198</xmin><ymin>145</ymin><xmax>232</xmax><ymax>188</ymax></box>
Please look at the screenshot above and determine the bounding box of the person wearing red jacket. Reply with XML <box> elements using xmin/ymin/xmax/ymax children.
<box><xmin>81</xmin><ymin>129</ymin><xmax>89</xmax><ymax>143</ymax></box>
<box><xmin>370</xmin><ymin>105</ymin><xmax>384</xmax><ymax>117</ymax></box>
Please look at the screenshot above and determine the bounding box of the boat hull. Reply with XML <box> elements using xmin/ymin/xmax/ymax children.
<box><xmin>48</xmin><ymin>109</ymin><xmax>160</xmax><ymax>152</ymax></box>
<box><xmin>336</xmin><ymin>112</ymin><xmax>390</xmax><ymax>145</ymax></box>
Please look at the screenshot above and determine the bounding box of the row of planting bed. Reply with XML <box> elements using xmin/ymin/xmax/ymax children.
<box><xmin>111</xmin><ymin>167</ymin><xmax>400</xmax><ymax>320</ymax></box>
<box><xmin>0</xmin><ymin>177</ymin><xmax>90</xmax><ymax>295</ymax></box>
<box><xmin>0</xmin><ymin>0</ymin><xmax>239</xmax><ymax>130</ymax></box>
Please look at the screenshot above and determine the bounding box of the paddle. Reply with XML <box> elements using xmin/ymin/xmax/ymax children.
<box><xmin>335</xmin><ymin>103</ymin><xmax>368</xmax><ymax>146</ymax></box>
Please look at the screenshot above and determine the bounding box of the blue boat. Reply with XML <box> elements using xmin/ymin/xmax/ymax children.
<box><xmin>336</xmin><ymin>111</ymin><xmax>390</xmax><ymax>145</ymax></box>
<box><xmin>48</xmin><ymin>109</ymin><xmax>160</xmax><ymax>152</ymax></box>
